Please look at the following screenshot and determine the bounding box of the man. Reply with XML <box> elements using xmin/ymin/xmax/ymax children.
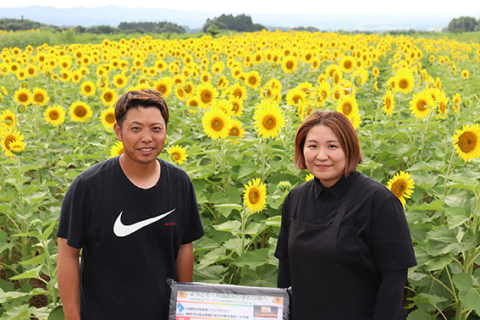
<box><xmin>57</xmin><ymin>89</ymin><xmax>204</xmax><ymax>320</ymax></box>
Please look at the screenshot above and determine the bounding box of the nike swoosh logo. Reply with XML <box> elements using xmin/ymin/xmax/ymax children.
<box><xmin>113</xmin><ymin>209</ymin><xmax>175</xmax><ymax>237</ymax></box>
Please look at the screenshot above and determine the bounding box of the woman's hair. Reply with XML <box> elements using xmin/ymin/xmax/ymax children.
<box><xmin>294</xmin><ymin>110</ymin><xmax>363</xmax><ymax>176</ymax></box>
<box><xmin>115</xmin><ymin>89</ymin><xmax>169</xmax><ymax>127</ymax></box>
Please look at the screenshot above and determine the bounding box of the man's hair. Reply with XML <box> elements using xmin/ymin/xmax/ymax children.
<box><xmin>294</xmin><ymin>110</ymin><xmax>363</xmax><ymax>177</ymax></box>
<box><xmin>115</xmin><ymin>89</ymin><xmax>169</xmax><ymax>127</ymax></box>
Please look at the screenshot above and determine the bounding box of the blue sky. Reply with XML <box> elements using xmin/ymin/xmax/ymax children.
<box><xmin>1</xmin><ymin>0</ymin><xmax>477</xmax><ymax>15</ymax></box>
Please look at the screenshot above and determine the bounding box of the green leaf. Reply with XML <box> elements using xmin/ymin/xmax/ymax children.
<box><xmin>408</xmin><ymin>200</ymin><xmax>445</xmax><ymax>211</ymax></box>
<box><xmin>446</xmin><ymin>206</ymin><xmax>469</xmax><ymax>229</ymax></box>
<box><xmin>231</xmin><ymin>248</ymin><xmax>269</xmax><ymax>268</ymax></box>
<box><xmin>424</xmin><ymin>254</ymin><xmax>454</xmax><ymax>272</ymax></box>
<box><xmin>193</xmin><ymin>265</ymin><xmax>227</xmax><ymax>283</ymax></box>
<box><xmin>24</xmin><ymin>191</ymin><xmax>48</xmax><ymax>205</ymax></box>
<box><xmin>262</xmin><ymin>216</ymin><xmax>282</xmax><ymax>228</ymax></box>
<box><xmin>223</xmin><ymin>238</ymin><xmax>243</xmax><ymax>255</ymax></box>
<box><xmin>48</xmin><ymin>305</ymin><xmax>65</xmax><ymax>320</ymax></box>
<box><xmin>193</xmin><ymin>237</ymin><xmax>220</xmax><ymax>251</ymax></box>
<box><xmin>459</xmin><ymin>287</ymin><xmax>480</xmax><ymax>313</ymax></box>
<box><xmin>10</xmin><ymin>265</ymin><xmax>42</xmax><ymax>281</ymax></box>
<box><xmin>406</xmin><ymin>309</ymin><xmax>436</xmax><ymax>320</ymax></box>
<box><xmin>0</xmin><ymin>303</ymin><xmax>32</xmax><ymax>319</ymax></box>
<box><xmin>453</xmin><ymin>273</ymin><xmax>473</xmax><ymax>292</ymax></box>
<box><xmin>213</xmin><ymin>221</ymin><xmax>242</xmax><ymax>235</ymax></box>
<box><xmin>426</xmin><ymin>227</ymin><xmax>476</xmax><ymax>256</ymax></box>
<box><xmin>19</xmin><ymin>253</ymin><xmax>47</xmax><ymax>266</ymax></box>
<box><xmin>238</xmin><ymin>162</ymin><xmax>256</xmax><ymax>179</ymax></box>
<box><xmin>196</xmin><ymin>248</ymin><xmax>227</xmax><ymax>269</ymax></box>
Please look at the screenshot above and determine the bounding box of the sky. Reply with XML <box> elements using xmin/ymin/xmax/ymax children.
<box><xmin>1</xmin><ymin>0</ymin><xmax>477</xmax><ymax>15</ymax></box>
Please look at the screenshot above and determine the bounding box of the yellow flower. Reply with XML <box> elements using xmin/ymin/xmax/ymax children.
<box><xmin>409</xmin><ymin>91</ymin><xmax>434</xmax><ymax>119</ymax></box>
<box><xmin>14</xmin><ymin>88</ymin><xmax>33</xmax><ymax>105</ymax></box>
<box><xmin>2</xmin><ymin>86</ymin><xmax>9</xmax><ymax>95</ymax></box>
<box><xmin>452</xmin><ymin>93</ymin><xmax>461</xmax><ymax>112</ymax></box>
<box><xmin>225</xmin><ymin>83</ymin><xmax>247</xmax><ymax>101</ymax></box>
<box><xmin>32</xmin><ymin>88</ymin><xmax>50</xmax><ymax>106</ymax></box>
<box><xmin>286</xmin><ymin>87</ymin><xmax>306</xmax><ymax>107</ymax></box>
<box><xmin>340</xmin><ymin>56</ymin><xmax>356</xmax><ymax>73</ymax></box>
<box><xmin>168</xmin><ymin>145</ymin><xmax>188</xmax><ymax>165</ymax></box>
<box><xmin>1</xmin><ymin>128</ymin><xmax>24</xmax><ymax>158</ymax></box>
<box><xmin>336</xmin><ymin>95</ymin><xmax>359</xmax><ymax>119</ymax></box>
<box><xmin>245</xmin><ymin>71</ymin><xmax>262</xmax><ymax>90</ymax></box>
<box><xmin>9</xmin><ymin>140</ymin><xmax>25</xmax><ymax>156</ymax></box>
<box><xmin>253</xmin><ymin>100</ymin><xmax>286</xmax><ymax>139</ymax></box>
<box><xmin>183</xmin><ymin>81</ymin><xmax>195</xmax><ymax>97</ymax></box>
<box><xmin>282</xmin><ymin>56</ymin><xmax>298</xmax><ymax>73</ymax></box>
<box><xmin>1</xmin><ymin>110</ymin><xmax>15</xmax><ymax>129</ymax></box>
<box><xmin>81</xmin><ymin>81</ymin><xmax>96</xmax><ymax>96</ymax></box>
<box><xmin>100</xmin><ymin>88</ymin><xmax>118</xmax><ymax>107</ymax></box>
<box><xmin>229</xmin><ymin>96</ymin><xmax>244</xmax><ymax>117</ymax></box>
<box><xmin>44</xmin><ymin>105</ymin><xmax>66</xmax><ymax>126</ymax></box>
<box><xmin>110</xmin><ymin>141</ymin><xmax>124</xmax><ymax>158</ymax></box>
<box><xmin>452</xmin><ymin>124</ymin><xmax>480</xmax><ymax>162</ymax></box>
<box><xmin>394</xmin><ymin>68</ymin><xmax>415</xmax><ymax>94</ymax></box>
<box><xmin>100</xmin><ymin>107</ymin><xmax>116</xmax><ymax>129</ymax></box>
<box><xmin>382</xmin><ymin>90</ymin><xmax>395</xmax><ymax>116</ymax></box>
<box><xmin>202</xmin><ymin>107</ymin><xmax>233</xmax><ymax>140</ymax></box>
<box><xmin>113</xmin><ymin>74</ymin><xmax>128</xmax><ymax>88</ymax></box>
<box><xmin>461</xmin><ymin>70</ymin><xmax>469</xmax><ymax>79</ymax></box>
<box><xmin>305</xmin><ymin>173</ymin><xmax>314</xmax><ymax>182</ymax></box>
<box><xmin>387</xmin><ymin>171</ymin><xmax>415</xmax><ymax>207</ymax></box>
<box><xmin>217</xmin><ymin>75</ymin><xmax>229</xmax><ymax>90</ymax></box>
<box><xmin>69</xmin><ymin>101</ymin><xmax>93</xmax><ymax>123</ymax></box>
<box><xmin>155</xmin><ymin>78</ymin><xmax>173</xmax><ymax>98</ymax></box>
<box><xmin>228</xmin><ymin>119</ymin><xmax>245</xmax><ymax>142</ymax></box>
<box><xmin>196</xmin><ymin>83</ymin><xmax>219</xmax><ymax>108</ymax></box>
<box><xmin>243</xmin><ymin>178</ymin><xmax>267</xmax><ymax>213</ymax></box>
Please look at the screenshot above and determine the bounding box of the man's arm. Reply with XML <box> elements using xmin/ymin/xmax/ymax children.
<box><xmin>57</xmin><ymin>237</ymin><xmax>81</xmax><ymax>320</ymax></box>
<box><xmin>175</xmin><ymin>243</ymin><xmax>194</xmax><ymax>282</ymax></box>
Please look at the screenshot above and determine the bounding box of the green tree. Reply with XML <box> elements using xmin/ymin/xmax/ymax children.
<box><xmin>447</xmin><ymin>16</ymin><xmax>478</xmax><ymax>32</ymax></box>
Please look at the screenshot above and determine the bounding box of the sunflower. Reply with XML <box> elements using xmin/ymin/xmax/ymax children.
<box><xmin>461</xmin><ymin>70</ymin><xmax>469</xmax><ymax>79</ymax></box>
<box><xmin>437</xmin><ymin>93</ymin><xmax>449</xmax><ymax>117</ymax></box>
<box><xmin>336</xmin><ymin>95</ymin><xmax>359</xmax><ymax>119</ymax></box>
<box><xmin>229</xmin><ymin>96</ymin><xmax>244</xmax><ymax>117</ymax></box>
<box><xmin>452</xmin><ymin>124</ymin><xmax>480</xmax><ymax>162</ymax></box>
<box><xmin>281</xmin><ymin>56</ymin><xmax>298</xmax><ymax>74</ymax></box>
<box><xmin>326</xmin><ymin>64</ymin><xmax>341</xmax><ymax>78</ymax></box>
<box><xmin>211</xmin><ymin>99</ymin><xmax>234</xmax><ymax>116</ymax></box>
<box><xmin>305</xmin><ymin>173</ymin><xmax>314</xmax><ymax>182</ymax></box>
<box><xmin>0</xmin><ymin>110</ymin><xmax>15</xmax><ymax>129</ymax></box>
<box><xmin>382</xmin><ymin>90</ymin><xmax>395</xmax><ymax>116</ymax></box>
<box><xmin>183</xmin><ymin>81</ymin><xmax>195</xmax><ymax>97</ymax></box>
<box><xmin>225</xmin><ymin>83</ymin><xmax>247</xmax><ymax>101</ymax></box>
<box><xmin>196</xmin><ymin>83</ymin><xmax>219</xmax><ymax>108</ymax></box>
<box><xmin>113</xmin><ymin>74</ymin><xmax>128</xmax><ymax>88</ymax></box>
<box><xmin>100</xmin><ymin>107</ymin><xmax>116</xmax><ymax>129</ymax></box>
<box><xmin>1</xmin><ymin>86</ymin><xmax>8</xmax><ymax>95</ymax></box>
<box><xmin>69</xmin><ymin>101</ymin><xmax>93</xmax><ymax>123</ymax></box>
<box><xmin>254</xmin><ymin>100</ymin><xmax>286</xmax><ymax>139</ymax></box>
<box><xmin>43</xmin><ymin>105</ymin><xmax>66</xmax><ymax>126</ymax></box>
<box><xmin>387</xmin><ymin>171</ymin><xmax>415</xmax><ymax>207</ymax></box>
<box><xmin>228</xmin><ymin>119</ymin><xmax>245</xmax><ymax>142</ymax></box>
<box><xmin>340</xmin><ymin>56</ymin><xmax>356</xmax><ymax>73</ymax></box>
<box><xmin>245</xmin><ymin>71</ymin><xmax>262</xmax><ymax>90</ymax></box>
<box><xmin>286</xmin><ymin>87</ymin><xmax>306</xmax><ymax>107</ymax></box>
<box><xmin>452</xmin><ymin>93</ymin><xmax>461</xmax><ymax>112</ymax></box>
<box><xmin>409</xmin><ymin>91</ymin><xmax>434</xmax><ymax>119</ymax></box>
<box><xmin>217</xmin><ymin>75</ymin><xmax>229</xmax><ymax>90</ymax></box>
<box><xmin>202</xmin><ymin>107</ymin><xmax>233</xmax><ymax>140</ymax></box>
<box><xmin>394</xmin><ymin>68</ymin><xmax>415</xmax><ymax>94</ymax></box>
<box><xmin>110</xmin><ymin>141</ymin><xmax>124</xmax><ymax>158</ymax></box>
<box><xmin>81</xmin><ymin>81</ymin><xmax>96</xmax><ymax>96</ymax></box>
<box><xmin>32</xmin><ymin>88</ymin><xmax>50</xmax><ymax>106</ymax></box>
<box><xmin>155</xmin><ymin>78</ymin><xmax>173</xmax><ymax>98</ymax></box>
<box><xmin>100</xmin><ymin>88</ymin><xmax>118</xmax><ymax>107</ymax></box>
<box><xmin>243</xmin><ymin>178</ymin><xmax>267</xmax><ymax>213</ymax></box>
<box><xmin>314</xmin><ymin>82</ymin><xmax>331</xmax><ymax>104</ymax></box>
<box><xmin>14</xmin><ymin>88</ymin><xmax>33</xmax><ymax>105</ymax></box>
<box><xmin>9</xmin><ymin>141</ymin><xmax>25</xmax><ymax>156</ymax></box>
<box><xmin>1</xmin><ymin>128</ymin><xmax>24</xmax><ymax>158</ymax></box>
<box><xmin>16</xmin><ymin>69</ymin><xmax>27</xmax><ymax>81</ymax></box>
<box><xmin>168</xmin><ymin>145</ymin><xmax>188</xmax><ymax>165</ymax></box>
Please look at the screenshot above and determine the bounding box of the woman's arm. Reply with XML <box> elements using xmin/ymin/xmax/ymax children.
<box><xmin>373</xmin><ymin>268</ymin><xmax>407</xmax><ymax>320</ymax></box>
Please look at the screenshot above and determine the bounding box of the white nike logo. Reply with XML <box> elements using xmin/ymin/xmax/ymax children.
<box><xmin>113</xmin><ymin>209</ymin><xmax>175</xmax><ymax>237</ymax></box>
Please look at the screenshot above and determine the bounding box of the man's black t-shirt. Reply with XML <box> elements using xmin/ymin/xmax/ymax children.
<box><xmin>57</xmin><ymin>157</ymin><xmax>204</xmax><ymax>320</ymax></box>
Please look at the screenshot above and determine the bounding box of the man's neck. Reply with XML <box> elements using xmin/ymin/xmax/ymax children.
<box><xmin>119</xmin><ymin>155</ymin><xmax>161</xmax><ymax>189</ymax></box>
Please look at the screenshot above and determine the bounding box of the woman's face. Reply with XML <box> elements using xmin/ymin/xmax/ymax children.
<box><xmin>303</xmin><ymin>125</ymin><xmax>347</xmax><ymax>188</ymax></box>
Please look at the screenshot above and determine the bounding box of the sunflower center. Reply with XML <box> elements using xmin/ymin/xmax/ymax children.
<box><xmin>211</xmin><ymin>117</ymin><xmax>224</xmax><ymax>131</ymax></box>
<box><xmin>344</xmin><ymin>61</ymin><xmax>352</xmax><ymax>69</ymax></box>
<box><xmin>263</xmin><ymin>115</ymin><xmax>276</xmax><ymax>130</ymax></box>
<box><xmin>286</xmin><ymin>61</ymin><xmax>294</xmax><ymax>69</ymax></box>
<box><xmin>4</xmin><ymin>135</ymin><xmax>15</xmax><ymax>150</ymax></box>
<box><xmin>104</xmin><ymin>93</ymin><xmax>112</xmax><ymax>102</ymax></box>
<box><xmin>399</xmin><ymin>79</ymin><xmax>409</xmax><ymax>89</ymax></box>
<box><xmin>85</xmin><ymin>86</ymin><xmax>92</xmax><ymax>93</ymax></box>
<box><xmin>74</xmin><ymin>106</ymin><xmax>87</xmax><ymax>117</ymax></box>
<box><xmin>20</xmin><ymin>94</ymin><xmax>28</xmax><ymax>102</ymax></box>
<box><xmin>248</xmin><ymin>188</ymin><xmax>260</xmax><ymax>204</ymax></box>
<box><xmin>391</xmin><ymin>180</ymin><xmax>406</xmax><ymax>198</ymax></box>
<box><xmin>343</xmin><ymin>103</ymin><xmax>352</xmax><ymax>114</ymax></box>
<box><xmin>385</xmin><ymin>98</ymin><xmax>391</xmax><ymax>108</ymax></box>
<box><xmin>202</xmin><ymin>91</ymin><xmax>212</xmax><ymax>103</ymax></box>
<box><xmin>50</xmin><ymin>111</ymin><xmax>59</xmax><ymax>120</ymax></box>
<box><xmin>106</xmin><ymin>114</ymin><xmax>115</xmax><ymax>123</ymax></box>
<box><xmin>232</xmin><ymin>104</ymin><xmax>239</xmax><ymax>112</ymax></box>
<box><xmin>230</xmin><ymin>128</ymin><xmax>239</xmax><ymax>136</ymax></box>
<box><xmin>458</xmin><ymin>131</ymin><xmax>477</xmax><ymax>153</ymax></box>
<box><xmin>416</xmin><ymin>99</ymin><xmax>427</xmax><ymax>111</ymax></box>
<box><xmin>234</xmin><ymin>89</ymin><xmax>242</xmax><ymax>99</ymax></box>
<box><xmin>172</xmin><ymin>153</ymin><xmax>180</xmax><ymax>160</ymax></box>
<box><xmin>117</xmin><ymin>79</ymin><xmax>123</xmax><ymax>84</ymax></box>
<box><xmin>35</xmin><ymin>94</ymin><xmax>43</xmax><ymax>102</ymax></box>
<box><xmin>249</xmin><ymin>77</ymin><xmax>256</xmax><ymax>85</ymax></box>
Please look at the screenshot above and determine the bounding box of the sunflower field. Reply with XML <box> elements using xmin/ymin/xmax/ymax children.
<box><xmin>1</xmin><ymin>30</ymin><xmax>480</xmax><ymax>319</ymax></box>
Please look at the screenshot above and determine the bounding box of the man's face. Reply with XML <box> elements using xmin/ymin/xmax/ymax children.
<box><xmin>114</xmin><ymin>106</ymin><xmax>167</xmax><ymax>167</ymax></box>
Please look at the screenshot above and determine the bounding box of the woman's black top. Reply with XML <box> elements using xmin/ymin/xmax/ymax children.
<box><xmin>275</xmin><ymin>171</ymin><xmax>417</xmax><ymax>320</ymax></box>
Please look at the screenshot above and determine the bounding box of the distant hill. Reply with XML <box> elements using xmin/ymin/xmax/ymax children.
<box><xmin>0</xmin><ymin>5</ymin><xmax>472</xmax><ymax>31</ymax></box>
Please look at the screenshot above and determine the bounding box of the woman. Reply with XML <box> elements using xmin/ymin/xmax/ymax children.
<box><xmin>275</xmin><ymin>110</ymin><xmax>416</xmax><ymax>320</ymax></box>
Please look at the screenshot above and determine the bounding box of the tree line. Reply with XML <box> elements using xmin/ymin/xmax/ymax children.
<box><xmin>446</xmin><ymin>16</ymin><xmax>479</xmax><ymax>32</ymax></box>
